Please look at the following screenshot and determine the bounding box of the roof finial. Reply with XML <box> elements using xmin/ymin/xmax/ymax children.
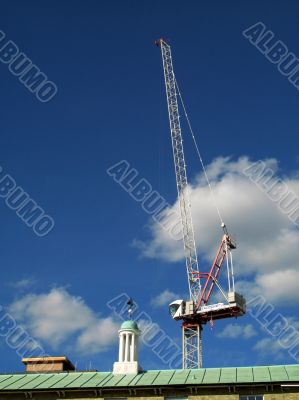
<box><xmin>127</xmin><ymin>297</ymin><xmax>134</xmax><ymax>320</ymax></box>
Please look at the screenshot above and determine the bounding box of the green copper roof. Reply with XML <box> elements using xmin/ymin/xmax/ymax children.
<box><xmin>0</xmin><ymin>365</ymin><xmax>297</xmax><ymax>391</ymax></box>
<box><xmin>120</xmin><ymin>320</ymin><xmax>139</xmax><ymax>330</ymax></box>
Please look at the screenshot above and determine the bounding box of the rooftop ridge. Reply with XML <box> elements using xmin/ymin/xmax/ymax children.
<box><xmin>0</xmin><ymin>364</ymin><xmax>296</xmax><ymax>391</ymax></box>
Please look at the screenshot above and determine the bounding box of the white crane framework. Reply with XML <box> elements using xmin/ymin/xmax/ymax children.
<box><xmin>158</xmin><ymin>40</ymin><xmax>200</xmax><ymax>305</ymax></box>
<box><xmin>156</xmin><ymin>38</ymin><xmax>246</xmax><ymax>370</ymax></box>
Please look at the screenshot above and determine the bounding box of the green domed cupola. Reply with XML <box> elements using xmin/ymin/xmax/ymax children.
<box><xmin>120</xmin><ymin>320</ymin><xmax>139</xmax><ymax>331</ymax></box>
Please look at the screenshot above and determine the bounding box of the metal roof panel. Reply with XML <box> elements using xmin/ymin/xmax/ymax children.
<box><xmin>219</xmin><ymin>368</ymin><xmax>237</xmax><ymax>383</ymax></box>
<box><xmin>237</xmin><ymin>367</ymin><xmax>254</xmax><ymax>383</ymax></box>
<box><xmin>269</xmin><ymin>366</ymin><xmax>289</xmax><ymax>381</ymax></box>
<box><xmin>202</xmin><ymin>368</ymin><xmax>221</xmax><ymax>384</ymax></box>
<box><xmin>50</xmin><ymin>373</ymin><xmax>84</xmax><ymax>388</ymax></box>
<box><xmin>132</xmin><ymin>371</ymin><xmax>160</xmax><ymax>386</ymax></box>
<box><xmin>253</xmin><ymin>367</ymin><xmax>271</xmax><ymax>382</ymax></box>
<box><xmin>0</xmin><ymin>375</ymin><xmax>13</xmax><ymax>386</ymax></box>
<box><xmin>18</xmin><ymin>374</ymin><xmax>55</xmax><ymax>390</ymax></box>
<box><xmin>152</xmin><ymin>370</ymin><xmax>176</xmax><ymax>385</ymax></box>
<box><xmin>185</xmin><ymin>369</ymin><xmax>205</xmax><ymax>384</ymax></box>
<box><xmin>0</xmin><ymin>375</ymin><xmax>27</xmax><ymax>390</ymax></box>
<box><xmin>9</xmin><ymin>374</ymin><xmax>42</xmax><ymax>390</ymax></box>
<box><xmin>80</xmin><ymin>372</ymin><xmax>112</xmax><ymax>388</ymax></box>
<box><xmin>169</xmin><ymin>369</ymin><xmax>190</xmax><ymax>385</ymax></box>
<box><xmin>286</xmin><ymin>365</ymin><xmax>299</xmax><ymax>380</ymax></box>
<box><xmin>114</xmin><ymin>373</ymin><xmax>139</xmax><ymax>387</ymax></box>
<box><xmin>65</xmin><ymin>372</ymin><xmax>98</xmax><ymax>388</ymax></box>
<box><xmin>33</xmin><ymin>373</ymin><xmax>69</xmax><ymax>389</ymax></box>
<box><xmin>102</xmin><ymin>374</ymin><xmax>127</xmax><ymax>387</ymax></box>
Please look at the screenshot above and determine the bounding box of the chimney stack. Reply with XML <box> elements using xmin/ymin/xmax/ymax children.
<box><xmin>22</xmin><ymin>356</ymin><xmax>75</xmax><ymax>373</ymax></box>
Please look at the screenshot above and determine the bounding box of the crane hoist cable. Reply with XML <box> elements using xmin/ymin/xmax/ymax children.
<box><xmin>174</xmin><ymin>76</ymin><xmax>225</xmax><ymax>229</ymax></box>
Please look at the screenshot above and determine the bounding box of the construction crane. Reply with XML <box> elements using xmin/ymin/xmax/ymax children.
<box><xmin>156</xmin><ymin>38</ymin><xmax>246</xmax><ymax>369</ymax></box>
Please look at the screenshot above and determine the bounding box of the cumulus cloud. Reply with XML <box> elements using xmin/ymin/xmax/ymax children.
<box><xmin>8</xmin><ymin>287</ymin><xmax>119</xmax><ymax>354</ymax></box>
<box><xmin>217</xmin><ymin>323</ymin><xmax>257</xmax><ymax>339</ymax></box>
<box><xmin>236</xmin><ymin>269</ymin><xmax>299</xmax><ymax>305</ymax></box>
<box><xmin>136</xmin><ymin>156</ymin><xmax>299</xmax><ymax>304</ymax></box>
<box><xmin>76</xmin><ymin>317</ymin><xmax>119</xmax><ymax>354</ymax></box>
<box><xmin>151</xmin><ymin>290</ymin><xmax>180</xmax><ymax>307</ymax></box>
<box><xmin>256</xmin><ymin>269</ymin><xmax>299</xmax><ymax>304</ymax></box>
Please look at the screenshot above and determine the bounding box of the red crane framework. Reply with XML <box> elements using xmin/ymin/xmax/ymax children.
<box><xmin>155</xmin><ymin>38</ymin><xmax>246</xmax><ymax>369</ymax></box>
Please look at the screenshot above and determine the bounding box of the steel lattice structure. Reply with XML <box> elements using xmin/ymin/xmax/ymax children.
<box><xmin>156</xmin><ymin>38</ymin><xmax>246</xmax><ymax>370</ymax></box>
<box><xmin>182</xmin><ymin>323</ymin><xmax>202</xmax><ymax>370</ymax></box>
<box><xmin>158</xmin><ymin>39</ymin><xmax>200</xmax><ymax>304</ymax></box>
<box><xmin>157</xmin><ymin>38</ymin><xmax>202</xmax><ymax>369</ymax></box>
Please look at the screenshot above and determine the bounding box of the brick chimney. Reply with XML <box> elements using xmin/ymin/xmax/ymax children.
<box><xmin>22</xmin><ymin>356</ymin><xmax>75</xmax><ymax>373</ymax></box>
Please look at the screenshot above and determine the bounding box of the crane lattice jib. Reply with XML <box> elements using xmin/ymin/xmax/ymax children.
<box><xmin>158</xmin><ymin>39</ymin><xmax>201</xmax><ymax>304</ymax></box>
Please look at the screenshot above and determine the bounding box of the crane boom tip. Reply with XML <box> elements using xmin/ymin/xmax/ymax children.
<box><xmin>155</xmin><ymin>38</ymin><xmax>169</xmax><ymax>47</ymax></box>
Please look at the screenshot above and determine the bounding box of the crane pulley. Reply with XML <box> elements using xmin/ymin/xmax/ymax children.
<box><xmin>156</xmin><ymin>38</ymin><xmax>246</xmax><ymax>369</ymax></box>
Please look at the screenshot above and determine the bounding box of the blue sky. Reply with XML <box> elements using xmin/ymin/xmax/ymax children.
<box><xmin>0</xmin><ymin>0</ymin><xmax>299</xmax><ymax>373</ymax></box>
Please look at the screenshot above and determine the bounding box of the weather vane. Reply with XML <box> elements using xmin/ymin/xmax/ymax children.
<box><xmin>127</xmin><ymin>297</ymin><xmax>134</xmax><ymax>320</ymax></box>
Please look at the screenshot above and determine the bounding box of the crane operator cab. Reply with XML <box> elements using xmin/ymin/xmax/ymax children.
<box><xmin>169</xmin><ymin>299</ymin><xmax>197</xmax><ymax>320</ymax></box>
<box><xmin>169</xmin><ymin>300</ymin><xmax>185</xmax><ymax>320</ymax></box>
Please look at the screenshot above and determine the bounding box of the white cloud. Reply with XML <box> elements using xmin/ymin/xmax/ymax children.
<box><xmin>253</xmin><ymin>337</ymin><xmax>285</xmax><ymax>361</ymax></box>
<box><xmin>8</xmin><ymin>287</ymin><xmax>119</xmax><ymax>354</ymax></box>
<box><xmin>256</xmin><ymin>269</ymin><xmax>299</xmax><ymax>304</ymax></box>
<box><xmin>136</xmin><ymin>156</ymin><xmax>299</xmax><ymax>304</ymax></box>
<box><xmin>76</xmin><ymin>317</ymin><xmax>119</xmax><ymax>354</ymax></box>
<box><xmin>217</xmin><ymin>323</ymin><xmax>257</xmax><ymax>339</ymax></box>
<box><xmin>8</xmin><ymin>278</ymin><xmax>36</xmax><ymax>290</ymax></box>
<box><xmin>151</xmin><ymin>290</ymin><xmax>180</xmax><ymax>308</ymax></box>
<box><xmin>236</xmin><ymin>268</ymin><xmax>299</xmax><ymax>305</ymax></box>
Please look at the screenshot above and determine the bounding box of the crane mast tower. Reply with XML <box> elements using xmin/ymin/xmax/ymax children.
<box><xmin>156</xmin><ymin>38</ymin><xmax>246</xmax><ymax>369</ymax></box>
